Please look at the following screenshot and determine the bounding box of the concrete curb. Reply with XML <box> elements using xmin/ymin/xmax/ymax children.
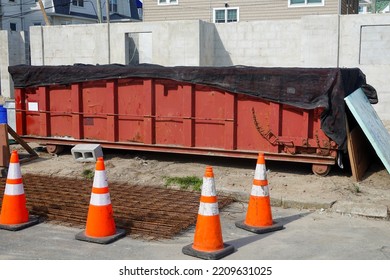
<box><xmin>220</xmin><ymin>190</ymin><xmax>337</xmax><ymax>210</ymax></box>
<box><xmin>270</xmin><ymin>198</ymin><xmax>336</xmax><ymax>211</ymax></box>
<box><xmin>332</xmin><ymin>201</ymin><xmax>389</xmax><ymax>219</ymax></box>
<box><xmin>220</xmin><ymin>190</ymin><xmax>389</xmax><ymax>220</ymax></box>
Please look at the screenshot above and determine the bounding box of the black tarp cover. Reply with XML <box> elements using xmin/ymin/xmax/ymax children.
<box><xmin>8</xmin><ymin>64</ymin><xmax>374</xmax><ymax>151</ymax></box>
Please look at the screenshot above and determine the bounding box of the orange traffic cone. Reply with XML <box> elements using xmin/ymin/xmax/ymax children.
<box><xmin>182</xmin><ymin>166</ymin><xmax>234</xmax><ymax>260</ymax></box>
<box><xmin>235</xmin><ymin>153</ymin><xmax>284</xmax><ymax>234</ymax></box>
<box><xmin>75</xmin><ymin>157</ymin><xmax>125</xmax><ymax>244</ymax></box>
<box><xmin>0</xmin><ymin>150</ymin><xmax>39</xmax><ymax>231</ymax></box>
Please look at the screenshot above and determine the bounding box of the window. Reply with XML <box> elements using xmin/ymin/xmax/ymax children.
<box><xmin>10</xmin><ymin>23</ymin><xmax>17</xmax><ymax>31</ymax></box>
<box><xmin>158</xmin><ymin>0</ymin><xmax>178</xmax><ymax>5</ymax></box>
<box><xmin>72</xmin><ymin>0</ymin><xmax>84</xmax><ymax>7</ymax></box>
<box><xmin>109</xmin><ymin>0</ymin><xmax>118</xmax><ymax>12</ymax></box>
<box><xmin>289</xmin><ymin>0</ymin><xmax>324</xmax><ymax>6</ymax></box>
<box><xmin>213</xmin><ymin>8</ymin><xmax>239</xmax><ymax>23</ymax></box>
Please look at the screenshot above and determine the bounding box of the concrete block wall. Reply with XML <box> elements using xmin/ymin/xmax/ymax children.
<box><xmin>300</xmin><ymin>15</ymin><xmax>339</xmax><ymax>67</ymax></box>
<box><xmin>30</xmin><ymin>24</ymin><xmax>110</xmax><ymax>65</ymax></box>
<box><xmin>0</xmin><ymin>30</ymin><xmax>9</xmax><ymax>99</ymax></box>
<box><xmin>0</xmin><ymin>30</ymin><xmax>26</xmax><ymax>99</ymax></box>
<box><xmin>153</xmin><ymin>21</ymin><xmax>201</xmax><ymax>66</ymax></box>
<box><xmin>213</xmin><ymin>15</ymin><xmax>390</xmax><ymax>121</ymax></box>
<box><xmin>199</xmin><ymin>21</ymin><xmax>215</xmax><ymax>66</ymax></box>
<box><xmin>214</xmin><ymin>19</ymin><xmax>303</xmax><ymax>67</ymax></box>
<box><xmin>339</xmin><ymin>14</ymin><xmax>390</xmax><ymax>121</ymax></box>
<box><xmin>213</xmin><ymin>15</ymin><xmax>340</xmax><ymax>68</ymax></box>
<box><xmin>111</xmin><ymin>20</ymin><xmax>204</xmax><ymax>66</ymax></box>
<box><xmin>108</xmin><ymin>22</ymin><xmax>154</xmax><ymax>64</ymax></box>
<box><xmin>2</xmin><ymin>15</ymin><xmax>390</xmax><ymax>122</ymax></box>
<box><xmin>31</xmin><ymin>21</ymin><xmax>205</xmax><ymax>67</ymax></box>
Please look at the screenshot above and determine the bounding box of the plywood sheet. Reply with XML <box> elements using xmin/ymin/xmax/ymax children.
<box><xmin>346</xmin><ymin>118</ymin><xmax>371</xmax><ymax>181</ymax></box>
<box><xmin>345</xmin><ymin>88</ymin><xmax>390</xmax><ymax>174</ymax></box>
<box><xmin>0</xmin><ymin>124</ymin><xmax>10</xmax><ymax>168</ymax></box>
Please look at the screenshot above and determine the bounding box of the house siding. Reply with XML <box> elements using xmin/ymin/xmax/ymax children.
<box><xmin>143</xmin><ymin>0</ymin><xmax>357</xmax><ymax>22</ymax></box>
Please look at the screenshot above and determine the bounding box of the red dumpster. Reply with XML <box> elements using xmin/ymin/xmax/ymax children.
<box><xmin>8</xmin><ymin>64</ymin><xmax>373</xmax><ymax>176</ymax></box>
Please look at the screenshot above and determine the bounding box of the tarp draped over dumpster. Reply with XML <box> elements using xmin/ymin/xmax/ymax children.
<box><xmin>8</xmin><ymin>64</ymin><xmax>375</xmax><ymax>151</ymax></box>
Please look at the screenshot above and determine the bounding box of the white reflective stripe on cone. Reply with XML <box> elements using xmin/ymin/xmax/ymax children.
<box><xmin>4</xmin><ymin>183</ymin><xmax>25</xmax><ymax>195</ymax></box>
<box><xmin>201</xmin><ymin>177</ymin><xmax>216</xmax><ymax>196</ymax></box>
<box><xmin>90</xmin><ymin>193</ymin><xmax>111</xmax><ymax>206</ymax></box>
<box><xmin>254</xmin><ymin>164</ymin><xmax>267</xmax><ymax>180</ymax></box>
<box><xmin>93</xmin><ymin>170</ymin><xmax>108</xmax><ymax>188</ymax></box>
<box><xmin>251</xmin><ymin>185</ymin><xmax>269</xmax><ymax>197</ymax></box>
<box><xmin>198</xmin><ymin>202</ymin><xmax>219</xmax><ymax>216</ymax></box>
<box><xmin>7</xmin><ymin>163</ymin><xmax>22</xmax><ymax>179</ymax></box>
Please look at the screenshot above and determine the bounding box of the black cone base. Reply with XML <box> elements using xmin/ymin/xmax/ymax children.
<box><xmin>75</xmin><ymin>228</ymin><xmax>126</xmax><ymax>244</ymax></box>
<box><xmin>182</xmin><ymin>243</ymin><xmax>235</xmax><ymax>260</ymax></box>
<box><xmin>235</xmin><ymin>220</ymin><xmax>284</xmax><ymax>234</ymax></box>
<box><xmin>0</xmin><ymin>215</ymin><xmax>39</xmax><ymax>231</ymax></box>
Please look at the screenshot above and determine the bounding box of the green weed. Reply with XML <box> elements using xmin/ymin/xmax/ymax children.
<box><xmin>352</xmin><ymin>184</ymin><xmax>361</xmax><ymax>194</ymax></box>
<box><xmin>163</xmin><ymin>176</ymin><xmax>202</xmax><ymax>192</ymax></box>
<box><xmin>348</xmin><ymin>183</ymin><xmax>361</xmax><ymax>194</ymax></box>
<box><xmin>82</xmin><ymin>169</ymin><xmax>94</xmax><ymax>180</ymax></box>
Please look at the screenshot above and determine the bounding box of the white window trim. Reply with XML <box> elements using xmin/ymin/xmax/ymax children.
<box><xmin>71</xmin><ymin>0</ymin><xmax>87</xmax><ymax>13</ymax></box>
<box><xmin>288</xmin><ymin>0</ymin><xmax>325</xmax><ymax>8</ymax></box>
<box><xmin>213</xmin><ymin>7</ymin><xmax>240</xmax><ymax>23</ymax></box>
<box><xmin>72</xmin><ymin>0</ymin><xmax>84</xmax><ymax>7</ymax></box>
<box><xmin>158</xmin><ymin>0</ymin><xmax>178</xmax><ymax>5</ymax></box>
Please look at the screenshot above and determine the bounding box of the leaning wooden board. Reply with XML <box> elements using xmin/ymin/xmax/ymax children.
<box><xmin>0</xmin><ymin>124</ymin><xmax>10</xmax><ymax>168</ymax></box>
<box><xmin>344</xmin><ymin>88</ymin><xmax>390</xmax><ymax>174</ymax></box>
<box><xmin>346</xmin><ymin>116</ymin><xmax>372</xmax><ymax>181</ymax></box>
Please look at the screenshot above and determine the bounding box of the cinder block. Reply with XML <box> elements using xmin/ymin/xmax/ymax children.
<box><xmin>71</xmin><ymin>144</ymin><xmax>103</xmax><ymax>162</ymax></box>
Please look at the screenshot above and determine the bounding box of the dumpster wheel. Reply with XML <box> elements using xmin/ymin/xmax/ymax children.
<box><xmin>312</xmin><ymin>164</ymin><xmax>331</xmax><ymax>176</ymax></box>
<box><xmin>46</xmin><ymin>144</ymin><xmax>65</xmax><ymax>155</ymax></box>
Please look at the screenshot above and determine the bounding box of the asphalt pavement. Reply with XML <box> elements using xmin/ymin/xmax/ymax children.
<box><xmin>1</xmin><ymin>203</ymin><xmax>390</xmax><ymax>260</ymax></box>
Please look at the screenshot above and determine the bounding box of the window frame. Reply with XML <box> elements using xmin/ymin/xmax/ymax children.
<box><xmin>157</xmin><ymin>0</ymin><xmax>178</xmax><ymax>5</ymax></box>
<box><xmin>72</xmin><ymin>0</ymin><xmax>84</xmax><ymax>7</ymax></box>
<box><xmin>110</xmin><ymin>0</ymin><xmax>118</xmax><ymax>12</ymax></box>
<box><xmin>10</xmin><ymin>23</ymin><xmax>17</xmax><ymax>31</ymax></box>
<box><xmin>213</xmin><ymin>7</ymin><xmax>239</xmax><ymax>24</ymax></box>
<box><xmin>288</xmin><ymin>0</ymin><xmax>325</xmax><ymax>8</ymax></box>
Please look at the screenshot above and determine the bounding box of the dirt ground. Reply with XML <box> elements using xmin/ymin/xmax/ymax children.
<box><xmin>11</xmin><ymin>131</ymin><xmax>390</xmax><ymax>214</ymax></box>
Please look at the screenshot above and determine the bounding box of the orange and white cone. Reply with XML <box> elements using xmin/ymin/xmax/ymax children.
<box><xmin>235</xmin><ymin>153</ymin><xmax>284</xmax><ymax>234</ymax></box>
<box><xmin>75</xmin><ymin>157</ymin><xmax>125</xmax><ymax>244</ymax></box>
<box><xmin>0</xmin><ymin>150</ymin><xmax>39</xmax><ymax>231</ymax></box>
<box><xmin>182</xmin><ymin>166</ymin><xmax>234</xmax><ymax>260</ymax></box>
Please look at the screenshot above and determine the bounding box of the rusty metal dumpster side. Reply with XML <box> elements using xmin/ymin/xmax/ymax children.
<box><xmin>14</xmin><ymin>76</ymin><xmax>337</xmax><ymax>175</ymax></box>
